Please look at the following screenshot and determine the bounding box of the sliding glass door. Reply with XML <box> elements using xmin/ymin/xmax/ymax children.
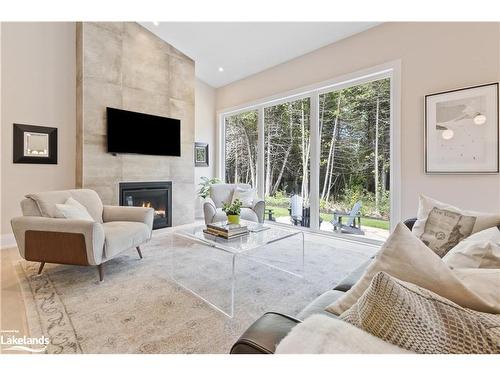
<box><xmin>318</xmin><ymin>78</ymin><xmax>391</xmax><ymax>240</ymax></box>
<box><xmin>263</xmin><ymin>98</ymin><xmax>310</xmax><ymax>226</ymax></box>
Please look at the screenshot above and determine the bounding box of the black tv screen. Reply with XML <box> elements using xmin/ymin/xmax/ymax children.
<box><xmin>107</xmin><ymin>107</ymin><xmax>181</xmax><ymax>156</ymax></box>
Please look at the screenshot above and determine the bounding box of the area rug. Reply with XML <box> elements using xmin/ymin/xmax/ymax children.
<box><xmin>16</xmin><ymin>228</ymin><xmax>377</xmax><ymax>354</ymax></box>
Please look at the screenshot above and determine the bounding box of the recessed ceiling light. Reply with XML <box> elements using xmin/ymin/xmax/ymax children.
<box><xmin>442</xmin><ymin>129</ymin><xmax>454</xmax><ymax>140</ymax></box>
<box><xmin>218</xmin><ymin>67</ymin><xmax>224</xmax><ymax>72</ymax></box>
<box><xmin>473</xmin><ymin>114</ymin><xmax>487</xmax><ymax>125</ymax></box>
<box><xmin>152</xmin><ymin>21</ymin><xmax>159</xmax><ymax>26</ymax></box>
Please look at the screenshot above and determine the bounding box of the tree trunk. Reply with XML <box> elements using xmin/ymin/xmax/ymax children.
<box><xmin>321</xmin><ymin>93</ymin><xmax>341</xmax><ymax>201</ymax></box>
<box><xmin>265</xmin><ymin>127</ymin><xmax>272</xmax><ymax>196</ymax></box>
<box><xmin>374</xmin><ymin>96</ymin><xmax>380</xmax><ymax>215</ymax></box>
<box><xmin>243</xmin><ymin>128</ymin><xmax>255</xmax><ymax>187</ymax></box>
<box><xmin>300</xmin><ymin>101</ymin><xmax>309</xmax><ymax>203</ymax></box>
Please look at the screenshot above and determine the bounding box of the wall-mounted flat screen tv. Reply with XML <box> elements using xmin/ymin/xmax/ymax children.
<box><xmin>107</xmin><ymin>107</ymin><xmax>181</xmax><ymax>156</ymax></box>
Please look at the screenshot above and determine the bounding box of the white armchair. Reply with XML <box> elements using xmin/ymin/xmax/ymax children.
<box><xmin>11</xmin><ymin>189</ymin><xmax>154</xmax><ymax>281</ymax></box>
<box><xmin>203</xmin><ymin>183</ymin><xmax>265</xmax><ymax>224</ymax></box>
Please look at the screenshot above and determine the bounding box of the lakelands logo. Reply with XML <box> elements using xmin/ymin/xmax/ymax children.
<box><xmin>1</xmin><ymin>330</ymin><xmax>49</xmax><ymax>353</ymax></box>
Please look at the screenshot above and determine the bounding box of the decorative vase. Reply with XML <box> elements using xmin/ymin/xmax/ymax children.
<box><xmin>227</xmin><ymin>214</ymin><xmax>240</xmax><ymax>225</ymax></box>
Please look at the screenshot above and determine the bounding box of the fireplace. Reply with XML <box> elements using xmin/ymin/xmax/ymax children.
<box><xmin>119</xmin><ymin>181</ymin><xmax>172</xmax><ymax>229</ymax></box>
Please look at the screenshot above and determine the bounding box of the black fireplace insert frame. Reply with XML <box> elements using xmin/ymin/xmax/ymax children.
<box><xmin>119</xmin><ymin>181</ymin><xmax>172</xmax><ymax>229</ymax></box>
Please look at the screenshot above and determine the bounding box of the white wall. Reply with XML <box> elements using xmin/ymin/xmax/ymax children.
<box><xmin>1</xmin><ymin>22</ymin><xmax>76</xmax><ymax>241</ymax></box>
<box><xmin>216</xmin><ymin>22</ymin><xmax>500</xmax><ymax>220</ymax></box>
<box><xmin>194</xmin><ymin>78</ymin><xmax>216</xmax><ymax>217</ymax></box>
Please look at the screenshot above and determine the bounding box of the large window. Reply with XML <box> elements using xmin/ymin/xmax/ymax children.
<box><xmin>219</xmin><ymin>65</ymin><xmax>398</xmax><ymax>243</ymax></box>
<box><xmin>318</xmin><ymin>78</ymin><xmax>391</xmax><ymax>239</ymax></box>
<box><xmin>264</xmin><ymin>98</ymin><xmax>310</xmax><ymax>225</ymax></box>
<box><xmin>224</xmin><ymin>110</ymin><xmax>258</xmax><ymax>185</ymax></box>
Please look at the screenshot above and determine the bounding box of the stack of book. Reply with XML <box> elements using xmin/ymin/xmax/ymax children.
<box><xmin>203</xmin><ymin>222</ymin><xmax>249</xmax><ymax>239</ymax></box>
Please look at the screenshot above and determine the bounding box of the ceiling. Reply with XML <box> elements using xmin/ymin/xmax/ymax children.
<box><xmin>140</xmin><ymin>22</ymin><xmax>380</xmax><ymax>88</ymax></box>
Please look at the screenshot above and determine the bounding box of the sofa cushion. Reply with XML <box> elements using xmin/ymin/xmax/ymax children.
<box><xmin>443</xmin><ymin>226</ymin><xmax>500</xmax><ymax>269</ymax></box>
<box><xmin>412</xmin><ymin>194</ymin><xmax>500</xmax><ymax>257</ymax></box>
<box><xmin>69</xmin><ymin>189</ymin><xmax>104</xmax><ymax>223</ymax></box>
<box><xmin>340</xmin><ymin>272</ymin><xmax>500</xmax><ymax>354</ymax></box>
<box><xmin>210</xmin><ymin>183</ymin><xmax>251</xmax><ymax>208</ymax></box>
<box><xmin>232</xmin><ymin>187</ymin><xmax>256</xmax><ymax>207</ymax></box>
<box><xmin>102</xmin><ymin>221</ymin><xmax>150</xmax><ymax>259</ymax></box>
<box><xmin>296</xmin><ymin>290</ymin><xmax>344</xmax><ymax>320</ymax></box>
<box><xmin>56</xmin><ymin>197</ymin><xmax>94</xmax><ymax>221</ymax></box>
<box><xmin>325</xmin><ymin>223</ymin><xmax>500</xmax><ymax>315</ymax></box>
<box><xmin>26</xmin><ymin>189</ymin><xmax>104</xmax><ymax>223</ymax></box>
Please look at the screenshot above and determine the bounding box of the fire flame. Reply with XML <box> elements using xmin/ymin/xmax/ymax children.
<box><xmin>141</xmin><ymin>201</ymin><xmax>165</xmax><ymax>217</ymax></box>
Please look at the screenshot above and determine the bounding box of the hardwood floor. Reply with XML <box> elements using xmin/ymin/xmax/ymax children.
<box><xmin>0</xmin><ymin>247</ymin><xmax>30</xmax><ymax>354</ymax></box>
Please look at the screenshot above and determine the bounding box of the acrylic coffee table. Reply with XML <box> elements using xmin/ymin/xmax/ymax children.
<box><xmin>169</xmin><ymin>220</ymin><xmax>305</xmax><ymax>318</ymax></box>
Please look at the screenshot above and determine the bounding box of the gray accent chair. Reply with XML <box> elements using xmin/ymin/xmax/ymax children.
<box><xmin>203</xmin><ymin>183</ymin><xmax>265</xmax><ymax>224</ymax></box>
<box><xmin>11</xmin><ymin>189</ymin><xmax>154</xmax><ymax>281</ymax></box>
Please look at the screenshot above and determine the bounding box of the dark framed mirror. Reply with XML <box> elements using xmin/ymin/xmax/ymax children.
<box><xmin>13</xmin><ymin>123</ymin><xmax>58</xmax><ymax>164</ymax></box>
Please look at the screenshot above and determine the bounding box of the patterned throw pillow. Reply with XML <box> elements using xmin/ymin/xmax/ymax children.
<box><xmin>339</xmin><ymin>272</ymin><xmax>500</xmax><ymax>354</ymax></box>
<box><xmin>412</xmin><ymin>195</ymin><xmax>500</xmax><ymax>257</ymax></box>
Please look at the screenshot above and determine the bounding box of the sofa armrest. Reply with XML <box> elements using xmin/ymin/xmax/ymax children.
<box><xmin>230</xmin><ymin>312</ymin><xmax>301</xmax><ymax>354</ymax></box>
<box><xmin>203</xmin><ymin>198</ymin><xmax>217</xmax><ymax>224</ymax></box>
<box><xmin>103</xmin><ymin>205</ymin><xmax>154</xmax><ymax>232</ymax></box>
<box><xmin>403</xmin><ymin>217</ymin><xmax>417</xmax><ymax>231</ymax></box>
<box><xmin>252</xmin><ymin>199</ymin><xmax>265</xmax><ymax>223</ymax></box>
<box><xmin>10</xmin><ymin>216</ymin><xmax>105</xmax><ymax>265</ymax></box>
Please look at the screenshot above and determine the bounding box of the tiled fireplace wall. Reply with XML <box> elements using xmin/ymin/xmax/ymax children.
<box><xmin>76</xmin><ymin>22</ymin><xmax>195</xmax><ymax>225</ymax></box>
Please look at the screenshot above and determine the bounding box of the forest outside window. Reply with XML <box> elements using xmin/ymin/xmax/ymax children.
<box><xmin>220</xmin><ymin>67</ymin><xmax>396</xmax><ymax>243</ymax></box>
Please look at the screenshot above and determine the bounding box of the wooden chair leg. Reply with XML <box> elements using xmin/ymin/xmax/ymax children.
<box><xmin>136</xmin><ymin>246</ymin><xmax>143</xmax><ymax>259</ymax></box>
<box><xmin>38</xmin><ymin>262</ymin><xmax>45</xmax><ymax>275</ymax></box>
<box><xmin>97</xmin><ymin>264</ymin><xmax>104</xmax><ymax>282</ymax></box>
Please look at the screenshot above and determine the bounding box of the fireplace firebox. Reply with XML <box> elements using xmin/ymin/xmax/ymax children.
<box><xmin>119</xmin><ymin>181</ymin><xmax>172</xmax><ymax>229</ymax></box>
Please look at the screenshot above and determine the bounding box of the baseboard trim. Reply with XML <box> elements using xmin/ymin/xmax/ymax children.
<box><xmin>1</xmin><ymin>233</ymin><xmax>16</xmax><ymax>249</ymax></box>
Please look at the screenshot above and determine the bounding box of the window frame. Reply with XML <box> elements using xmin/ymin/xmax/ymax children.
<box><xmin>217</xmin><ymin>60</ymin><xmax>401</xmax><ymax>239</ymax></box>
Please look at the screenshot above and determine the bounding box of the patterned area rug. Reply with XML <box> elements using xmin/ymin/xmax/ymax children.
<box><xmin>17</xmin><ymin>228</ymin><xmax>377</xmax><ymax>354</ymax></box>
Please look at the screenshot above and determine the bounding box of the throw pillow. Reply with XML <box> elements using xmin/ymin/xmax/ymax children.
<box><xmin>231</xmin><ymin>187</ymin><xmax>255</xmax><ymax>207</ymax></box>
<box><xmin>340</xmin><ymin>272</ymin><xmax>500</xmax><ymax>354</ymax></box>
<box><xmin>325</xmin><ymin>222</ymin><xmax>500</xmax><ymax>315</ymax></box>
<box><xmin>55</xmin><ymin>197</ymin><xmax>94</xmax><ymax>221</ymax></box>
<box><xmin>412</xmin><ymin>194</ymin><xmax>500</xmax><ymax>257</ymax></box>
<box><xmin>443</xmin><ymin>226</ymin><xmax>500</xmax><ymax>269</ymax></box>
<box><xmin>275</xmin><ymin>314</ymin><xmax>409</xmax><ymax>354</ymax></box>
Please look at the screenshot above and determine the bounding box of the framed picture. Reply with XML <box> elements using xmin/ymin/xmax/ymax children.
<box><xmin>194</xmin><ymin>142</ymin><xmax>209</xmax><ymax>167</ymax></box>
<box><xmin>13</xmin><ymin>123</ymin><xmax>58</xmax><ymax>164</ymax></box>
<box><xmin>425</xmin><ymin>83</ymin><xmax>499</xmax><ymax>174</ymax></box>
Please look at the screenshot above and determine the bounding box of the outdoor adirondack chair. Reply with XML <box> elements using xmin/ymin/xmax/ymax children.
<box><xmin>289</xmin><ymin>194</ymin><xmax>303</xmax><ymax>226</ymax></box>
<box><xmin>288</xmin><ymin>194</ymin><xmax>323</xmax><ymax>228</ymax></box>
<box><xmin>331</xmin><ymin>200</ymin><xmax>365</xmax><ymax>235</ymax></box>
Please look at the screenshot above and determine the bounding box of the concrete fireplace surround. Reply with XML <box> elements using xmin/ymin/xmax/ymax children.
<box><xmin>76</xmin><ymin>22</ymin><xmax>195</xmax><ymax>225</ymax></box>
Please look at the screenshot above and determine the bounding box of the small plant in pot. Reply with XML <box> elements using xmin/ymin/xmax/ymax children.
<box><xmin>197</xmin><ymin>176</ymin><xmax>222</xmax><ymax>199</ymax></box>
<box><xmin>222</xmin><ymin>199</ymin><xmax>242</xmax><ymax>225</ymax></box>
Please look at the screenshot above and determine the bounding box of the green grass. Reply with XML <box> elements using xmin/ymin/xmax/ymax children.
<box><xmin>265</xmin><ymin>205</ymin><xmax>389</xmax><ymax>231</ymax></box>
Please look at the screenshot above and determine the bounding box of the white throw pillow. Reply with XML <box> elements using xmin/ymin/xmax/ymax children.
<box><xmin>412</xmin><ymin>194</ymin><xmax>500</xmax><ymax>257</ymax></box>
<box><xmin>55</xmin><ymin>197</ymin><xmax>94</xmax><ymax>221</ymax></box>
<box><xmin>231</xmin><ymin>187</ymin><xmax>255</xmax><ymax>208</ymax></box>
<box><xmin>325</xmin><ymin>222</ymin><xmax>500</xmax><ymax>315</ymax></box>
<box><xmin>275</xmin><ymin>314</ymin><xmax>409</xmax><ymax>354</ymax></box>
<box><xmin>443</xmin><ymin>226</ymin><xmax>500</xmax><ymax>269</ymax></box>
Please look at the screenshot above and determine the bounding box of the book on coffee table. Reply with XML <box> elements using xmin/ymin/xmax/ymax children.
<box><xmin>205</xmin><ymin>222</ymin><xmax>249</xmax><ymax>239</ymax></box>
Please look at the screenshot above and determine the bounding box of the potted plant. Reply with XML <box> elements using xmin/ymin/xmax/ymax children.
<box><xmin>197</xmin><ymin>176</ymin><xmax>222</xmax><ymax>199</ymax></box>
<box><xmin>222</xmin><ymin>199</ymin><xmax>242</xmax><ymax>224</ymax></box>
